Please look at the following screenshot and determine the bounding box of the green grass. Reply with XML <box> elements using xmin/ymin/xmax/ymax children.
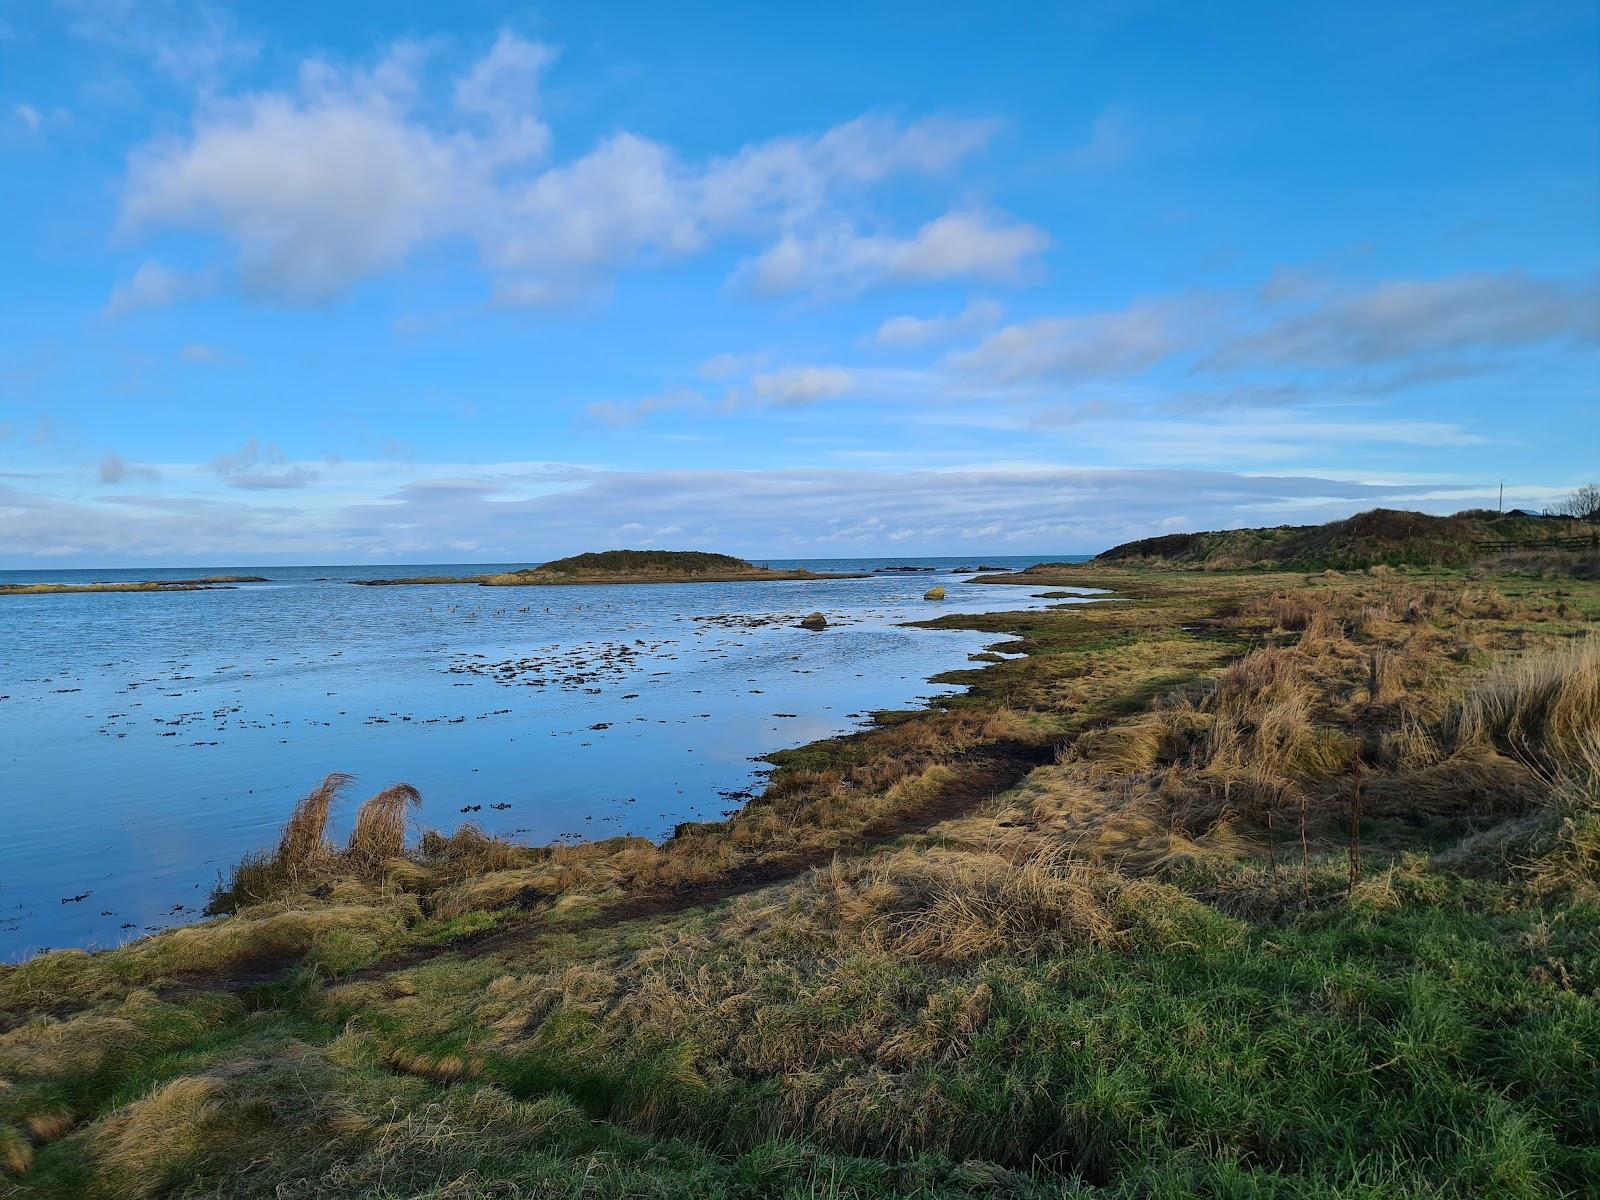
<box><xmin>3</xmin><ymin>568</ymin><xmax>1598</xmax><ymax>1197</ymax></box>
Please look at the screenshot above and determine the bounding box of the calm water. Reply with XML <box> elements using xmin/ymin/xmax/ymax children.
<box><xmin>0</xmin><ymin>556</ymin><xmax>1095</xmax><ymax>958</ymax></box>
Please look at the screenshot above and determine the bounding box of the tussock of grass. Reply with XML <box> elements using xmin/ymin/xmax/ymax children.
<box><xmin>91</xmin><ymin>1074</ymin><xmax>224</xmax><ymax>1198</ymax></box>
<box><xmin>1447</xmin><ymin>638</ymin><xmax>1600</xmax><ymax>776</ymax></box>
<box><xmin>213</xmin><ymin>777</ymin><xmax>431</xmax><ymax>910</ymax></box>
<box><xmin>347</xmin><ymin>783</ymin><xmax>422</xmax><ymax>871</ymax></box>
<box><xmin>811</xmin><ymin>849</ymin><xmax>1118</xmax><ymax>961</ymax></box>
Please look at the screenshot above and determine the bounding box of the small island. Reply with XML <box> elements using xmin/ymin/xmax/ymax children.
<box><xmin>0</xmin><ymin>575</ymin><xmax>268</xmax><ymax>596</ymax></box>
<box><xmin>351</xmin><ymin>550</ymin><xmax>862</xmax><ymax>588</ymax></box>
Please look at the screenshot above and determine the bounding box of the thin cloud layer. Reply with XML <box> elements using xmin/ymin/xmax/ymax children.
<box><xmin>0</xmin><ymin>464</ymin><xmax>1499</xmax><ymax>566</ymax></box>
<box><xmin>950</xmin><ymin>270</ymin><xmax>1600</xmax><ymax>385</ymax></box>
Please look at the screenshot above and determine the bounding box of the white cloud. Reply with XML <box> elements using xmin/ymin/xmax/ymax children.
<box><xmin>118</xmin><ymin>36</ymin><xmax>1009</xmax><ymax>307</ymax></box>
<box><xmin>209</xmin><ymin>436</ymin><xmax>319</xmax><ymax>488</ymax></box>
<box><xmin>749</xmin><ymin>366</ymin><xmax>855</xmax><ymax>406</ymax></box>
<box><xmin>122</xmin><ymin>84</ymin><xmax>468</xmax><ymax>300</ymax></box>
<box><xmin>491</xmin><ymin>132</ymin><xmax>699</xmax><ymax>279</ymax></box>
<box><xmin>104</xmin><ymin>260</ymin><xmax>215</xmax><ymax>316</ymax></box>
<box><xmin>451</xmin><ymin>30</ymin><xmax>555</xmax><ymax>166</ymax></box>
<box><xmin>873</xmin><ymin>298</ymin><xmax>1003</xmax><ymax>348</ymax></box>
<box><xmin>584</xmin><ymin>388</ymin><xmax>709</xmax><ymax>428</ymax></box>
<box><xmin>14</xmin><ymin>103</ymin><xmax>40</xmax><ymax>132</ymax></box>
<box><xmin>0</xmin><ymin>463</ymin><xmax>1506</xmax><ymax>566</ymax></box>
<box><xmin>1211</xmin><ymin>271</ymin><xmax>1600</xmax><ymax>368</ymax></box>
<box><xmin>944</xmin><ymin>267</ymin><xmax>1600</xmax><ymax>387</ymax></box>
<box><xmin>951</xmin><ymin>299</ymin><xmax>1198</xmax><ymax>383</ymax></box>
<box><xmin>740</xmin><ymin>211</ymin><xmax>1049</xmax><ymax>298</ymax></box>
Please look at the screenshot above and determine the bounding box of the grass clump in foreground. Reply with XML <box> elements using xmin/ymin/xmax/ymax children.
<box><xmin>2</xmin><ymin>567</ymin><xmax>1599</xmax><ymax>1197</ymax></box>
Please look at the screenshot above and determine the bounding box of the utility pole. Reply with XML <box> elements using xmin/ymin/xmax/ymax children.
<box><xmin>1499</xmin><ymin>481</ymin><xmax>1503</xmax><ymax>513</ymax></box>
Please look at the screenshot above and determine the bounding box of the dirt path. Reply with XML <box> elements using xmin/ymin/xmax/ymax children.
<box><xmin>138</xmin><ymin>739</ymin><xmax>1058</xmax><ymax>1007</ymax></box>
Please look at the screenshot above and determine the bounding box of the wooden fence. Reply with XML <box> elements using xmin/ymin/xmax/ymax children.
<box><xmin>1474</xmin><ymin>534</ymin><xmax>1599</xmax><ymax>554</ymax></box>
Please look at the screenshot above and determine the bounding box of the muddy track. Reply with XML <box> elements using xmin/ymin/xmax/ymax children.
<box><xmin>85</xmin><ymin>738</ymin><xmax>1053</xmax><ymax>1013</ymax></box>
<box><xmin>343</xmin><ymin>738</ymin><xmax>1056</xmax><ymax>980</ymax></box>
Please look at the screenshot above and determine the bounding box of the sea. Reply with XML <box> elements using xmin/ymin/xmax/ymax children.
<box><xmin>0</xmin><ymin>555</ymin><xmax>1097</xmax><ymax>959</ymax></box>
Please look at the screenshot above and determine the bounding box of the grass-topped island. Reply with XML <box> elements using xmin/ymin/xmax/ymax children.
<box><xmin>351</xmin><ymin>549</ymin><xmax>862</xmax><ymax>587</ymax></box>
<box><xmin>0</xmin><ymin>575</ymin><xmax>268</xmax><ymax>597</ymax></box>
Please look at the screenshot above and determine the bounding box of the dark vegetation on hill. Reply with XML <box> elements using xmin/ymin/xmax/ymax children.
<box><xmin>350</xmin><ymin>551</ymin><xmax>844</xmax><ymax>587</ymax></box>
<box><xmin>1097</xmin><ymin>507</ymin><xmax>1599</xmax><ymax>571</ymax></box>
<box><xmin>534</xmin><ymin>550</ymin><xmax>757</xmax><ymax>575</ymax></box>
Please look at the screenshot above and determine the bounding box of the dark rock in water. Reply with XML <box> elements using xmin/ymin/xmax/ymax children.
<box><xmin>799</xmin><ymin>612</ymin><xmax>828</xmax><ymax>630</ymax></box>
<box><xmin>875</xmin><ymin>565</ymin><xmax>936</xmax><ymax>573</ymax></box>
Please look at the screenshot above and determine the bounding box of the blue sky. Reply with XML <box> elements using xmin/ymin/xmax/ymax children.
<box><xmin>0</xmin><ymin>0</ymin><xmax>1596</xmax><ymax>566</ymax></box>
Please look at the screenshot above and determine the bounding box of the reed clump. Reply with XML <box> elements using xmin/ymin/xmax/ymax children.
<box><xmin>211</xmin><ymin>775</ymin><xmax>428</xmax><ymax>910</ymax></box>
<box><xmin>1444</xmin><ymin>638</ymin><xmax>1600</xmax><ymax>776</ymax></box>
<box><xmin>346</xmin><ymin>783</ymin><xmax>423</xmax><ymax>872</ymax></box>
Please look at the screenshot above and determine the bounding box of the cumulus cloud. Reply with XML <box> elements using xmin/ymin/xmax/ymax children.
<box><xmin>121</xmin><ymin>48</ymin><xmax>481</xmax><ymax>300</ymax></box>
<box><xmin>118</xmin><ymin>34</ymin><xmax>1010</xmax><ymax>306</ymax></box>
<box><xmin>739</xmin><ymin>211</ymin><xmax>1049</xmax><ymax>298</ymax></box>
<box><xmin>873</xmin><ymin>298</ymin><xmax>1003</xmax><ymax>348</ymax></box>
<box><xmin>13</xmin><ymin>103</ymin><xmax>40</xmax><ymax>132</ymax></box>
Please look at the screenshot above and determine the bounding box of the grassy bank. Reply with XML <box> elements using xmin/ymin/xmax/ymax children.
<box><xmin>1097</xmin><ymin>507</ymin><xmax>1598</xmax><ymax>572</ymax></box>
<box><xmin>2</xmin><ymin>566</ymin><xmax>1598</xmax><ymax>1197</ymax></box>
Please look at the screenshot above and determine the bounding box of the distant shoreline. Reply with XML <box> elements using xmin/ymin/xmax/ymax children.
<box><xmin>348</xmin><ymin>568</ymin><xmax>866</xmax><ymax>587</ymax></box>
<box><xmin>0</xmin><ymin>575</ymin><xmax>268</xmax><ymax>596</ymax></box>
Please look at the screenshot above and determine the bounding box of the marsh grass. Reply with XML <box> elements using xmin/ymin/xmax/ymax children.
<box><xmin>346</xmin><ymin>783</ymin><xmax>423</xmax><ymax>872</ymax></box>
<box><xmin>7</xmin><ymin>566</ymin><xmax>1600</xmax><ymax>1198</ymax></box>
<box><xmin>1446</xmin><ymin>638</ymin><xmax>1600</xmax><ymax>776</ymax></box>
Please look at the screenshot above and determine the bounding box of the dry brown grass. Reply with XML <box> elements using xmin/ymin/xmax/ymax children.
<box><xmin>0</xmin><ymin>1123</ymin><xmax>32</xmax><ymax>1175</ymax></box>
<box><xmin>92</xmin><ymin>1074</ymin><xmax>225</xmax><ymax>1197</ymax></box>
<box><xmin>347</xmin><ymin>783</ymin><xmax>423</xmax><ymax>871</ymax></box>
<box><xmin>810</xmin><ymin>848</ymin><xmax>1118</xmax><ymax>962</ymax></box>
<box><xmin>1446</xmin><ymin>638</ymin><xmax>1600</xmax><ymax>776</ymax></box>
<box><xmin>278</xmin><ymin>771</ymin><xmax>353</xmax><ymax>870</ymax></box>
